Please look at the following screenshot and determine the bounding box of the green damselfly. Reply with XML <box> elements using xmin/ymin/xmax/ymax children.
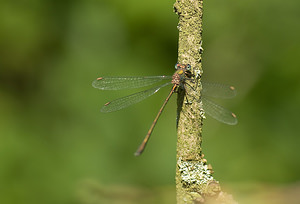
<box><xmin>92</xmin><ymin>64</ymin><xmax>237</xmax><ymax>156</ymax></box>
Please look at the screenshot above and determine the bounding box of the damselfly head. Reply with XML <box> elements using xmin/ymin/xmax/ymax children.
<box><xmin>175</xmin><ymin>63</ymin><xmax>186</xmax><ymax>70</ymax></box>
<box><xmin>179</xmin><ymin>64</ymin><xmax>185</xmax><ymax>69</ymax></box>
<box><xmin>175</xmin><ymin>63</ymin><xmax>191</xmax><ymax>70</ymax></box>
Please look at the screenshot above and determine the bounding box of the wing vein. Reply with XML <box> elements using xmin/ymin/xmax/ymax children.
<box><xmin>101</xmin><ymin>82</ymin><xmax>172</xmax><ymax>112</ymax></box>
<box><xmin>93</xmin><ymin>76</ymin><xmax>172</xmax><ymax>90</ymax></box>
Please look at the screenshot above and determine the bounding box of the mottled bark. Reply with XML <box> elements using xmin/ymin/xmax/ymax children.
<box><xmin>174</xmin><ymin>0</ymin><xmax>237</xmax><ymax>203</ymax></box>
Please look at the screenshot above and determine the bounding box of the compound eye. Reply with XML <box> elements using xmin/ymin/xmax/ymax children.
<box><xmin>175</xmin><ymin>63</ymin><xmax>179</xmax><ymax>70</ymax></box>
<box><xmin>186</xmin><ymin>64</ymin><xmax>191</xmax><ymax>70</ymax></box>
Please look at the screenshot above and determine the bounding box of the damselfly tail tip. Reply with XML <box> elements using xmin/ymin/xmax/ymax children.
<box><xmin>96</xmin><ymin>77</ymin><xmax>103</xmax><ymax>80</ymax></box>
<box><xmin>134</xmin><ymin>145</ymin><xmax>145</xmax><ymax>156</ymax></box>
<box><xmin>134</xmin><ymin>151</ymin><xmax>142</xmax><ymax>157</ymax></box>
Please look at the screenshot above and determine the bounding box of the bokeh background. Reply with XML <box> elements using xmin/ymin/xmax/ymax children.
<box><xmin>1</xmin><ymin>0</ymin><xmax>300</xmax><ymax>203</ymax></box>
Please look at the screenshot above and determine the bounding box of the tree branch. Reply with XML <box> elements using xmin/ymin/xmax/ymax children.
<box><xmin>174</xmin><ymin>0</ymin><xmax>237</xmax><ymax>203</ymax></box>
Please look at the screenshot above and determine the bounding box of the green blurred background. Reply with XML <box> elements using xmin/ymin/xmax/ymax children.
<box><xmin>1</xmin><ymin>0</ymin><xmax>300</xmax><ymax>203</ymax></box>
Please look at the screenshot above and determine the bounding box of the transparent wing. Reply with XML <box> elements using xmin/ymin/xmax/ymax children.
<box><xmin>101</xmin><ymin>82</ymin><xmax>172</xmax><ymax>112</ymax></box>
<box><xmin>92</xmin><ymin>76</ymin><xmax>172</xmax><ymax>90</ymax></box>
<box><xmin>202</xmin><ymin>97</ymin><xmax>238</xmax><ymax>125</ymax></box>
<box><xmin>202</xmin><ymin>82</ymin><xmax>236</xmax><ymax>99</ymax></box>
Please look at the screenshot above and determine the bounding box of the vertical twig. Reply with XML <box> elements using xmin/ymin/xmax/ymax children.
<box><xmin>174</xmin><ymin>0</ymin><xmax>237</xmax><ymax>203</ymax></box>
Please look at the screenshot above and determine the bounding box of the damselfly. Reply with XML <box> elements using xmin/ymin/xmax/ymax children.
<box><xmin>92</xmin><ymin>64</ymin><xmax>237</xmax><ymax>156</ymax></box>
